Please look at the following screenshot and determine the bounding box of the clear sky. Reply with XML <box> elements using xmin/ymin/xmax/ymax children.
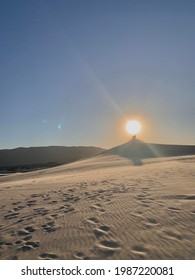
<box><xmin>1</xmin><ymin>0</ymin><xmax>195</xmax><ymax>149</ymax></box>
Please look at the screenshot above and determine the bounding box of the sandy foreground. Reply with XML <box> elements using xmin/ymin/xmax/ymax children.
<box><xmin>0</xmin><ymin>154</ymin><xmax>195</xmax><ymax>260</ymax></box>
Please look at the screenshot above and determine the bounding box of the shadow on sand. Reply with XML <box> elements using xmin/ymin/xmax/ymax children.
<box><xmin>103</xmin><ymin>138</ymin><xmax>195</xmax><ymax>166</ymax></box>
<box><xmin>104</xmin><ymin>139</ymin><xmax>156</xmax><ymax>166</ymax></box>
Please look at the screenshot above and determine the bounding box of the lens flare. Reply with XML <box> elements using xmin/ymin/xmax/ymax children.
<box><xmin>57</xmin><ymin>124</ymin><xmax>62</xmax><ymax>130</ymax></box>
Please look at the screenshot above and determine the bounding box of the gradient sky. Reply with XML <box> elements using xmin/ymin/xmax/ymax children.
<box><xmin>1</xmin><ymin>0</ymin><xmax>195</xmax><ymax>149</ymax></box>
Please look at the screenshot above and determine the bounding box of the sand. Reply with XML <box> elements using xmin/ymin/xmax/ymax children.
<box><xmin>0</xmin><ymin>154</ymin><xmax>195</xmax><ymax>260</ymax></box>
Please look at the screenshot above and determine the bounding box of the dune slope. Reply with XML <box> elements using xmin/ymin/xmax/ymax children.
<box><xmin>0</xmin><ymin>153</ymin><xmax>195</xmax><ymax>260</ymax></box>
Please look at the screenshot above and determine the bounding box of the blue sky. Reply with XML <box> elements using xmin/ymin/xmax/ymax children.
<box><xmin>1</xmin><ymin>0</ymin><xmax>195</xmax><ymax>149</ymax></box>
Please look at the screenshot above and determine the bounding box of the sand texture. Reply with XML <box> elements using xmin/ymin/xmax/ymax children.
<box><xmin>0</xmin><ymin>155</ymin><xmax>195</xmax><ymax>260</ymax></box>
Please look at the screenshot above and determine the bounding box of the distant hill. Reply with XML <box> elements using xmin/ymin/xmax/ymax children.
<box><xmin>104</xmin><ymin>138</ymin><xmax>195</xmax><ymax>165</ymax></box>
<box><xmin>0</xmin><ymin>146</ymin><xmax>105</xmax><ymax>168</ymax></box>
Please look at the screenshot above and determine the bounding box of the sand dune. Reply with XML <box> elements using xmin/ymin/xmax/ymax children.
<box><xmin>0</xmin><ymin>153</ymin><xmax>195</xmax><ymax>260</ymax></box>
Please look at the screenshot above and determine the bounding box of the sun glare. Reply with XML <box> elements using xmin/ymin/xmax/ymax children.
<box><xmin>126</xmin><ymin>120</ymin><xmax>142</xmax><ymax>136</ymax></box>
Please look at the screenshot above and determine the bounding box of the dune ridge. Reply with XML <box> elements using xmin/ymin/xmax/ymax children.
<box><xmin>104</xmin><ymin>138</ymin><xmax>195</xmax><ymax>159</ymax></box>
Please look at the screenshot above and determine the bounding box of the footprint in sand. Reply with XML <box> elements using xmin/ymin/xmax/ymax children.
<box><xmin>41</xmin><ymin>220</ymin><xmax>59</xmax><ymax>233</ymax></box>
<box><xmin>4</xmin><ymin>212</ymin><xmax>20</xmax><ymax>220</ymax></box>
<box><xmin>24</xmin><ymin>241</ymin><xmax>39</xmax><ymax>248</ymax></box>
<box><xmin>48</xmin><ymin>200</ymin><xmax>58</xmax><ymax>205</ymax></box>
<box><xmin>86</xmin><ymin>193</ymin><xmax>100</xmax><ymax>200</ymax></box>
<box><xmin>23</xmin><ymin>236</ymin><xmax>32</xmax><ymax>241</ymax></box>
<box><xmin>94</xmin><ymin>225</ymin><xmax>110</xmax><ymax>238</ymax></box>
<box><xmin>90</xmin><ymin>203</ymin><xmax>105</xmax><ymax>213</ymax></box>
<box><xmin>68</xmin><ymin>188</ymin><xmax>76</xmax><ymax>193</ymax></box>
<box><xmin>57</xmin><ymin>205</ymin><xmax>75</xmax><ymax>213</ymax></box>
<box><xmin>63</xmin><ymin>194</ymin><xmax>80</xmax><ymax>203</ymax></box>
<box><xmin>50</xmin><ymin>214</ymin><xmax>59</xmax><ymax>218</ymax></box>
<box><xmin>167</xmin><ymin>207</ymin><xmax>182</xmax><ymax>212</ymax></box>
<box><xmin>30</xmin><ymin>194</ymin><xmax>42</xmax><ymax>198</ymax></box>
<box><xmin>169</xmin><ymin>194</ymin><xmax>195</xmax><ymax>200</ymax></box>
<box><xmin>73</xmin><ymin>251</ymin><xmax>89</xmax><ymax>260</ymax></box>
<box><xmin>12</xmin><ymin>201</ymin><xmax>21</xmax><ymax>206</ymax></box>
<box><xmin>12</xmin><ymin>206</ymin><xmax>22</xmax><ymax>212</ymax></box>
<box><xmin>162</xmin><ymin>229</ymin><xmax>183</xmax><ymax>241</ymax></box>
<box><xmin>18</xmin><ymin>226</ymin><xmax>35</xmax><ymax>236</ymax></box>
<box><xmin>144</xmin><ymin>217</ymin><xmax>158</xmax><ymax>228</ymax></box>
<box><xmin>33</xmin><ymin>208</ymin><xmax>49</xmax><ymax>216</ymax></box>
<box><xmin>15</xmin><ymin>240</ymin><xmax>23</xmax><ymax>245</ymax></box>
<box><xmin>18</xmin><ymin>241</ymin><xmax>40</xmax><ymax>252</ymax></box>
<box><xmin>147</xmin><ymin>217</ymin><xmax>158</xmax><ymax>224</ymax></box>
<box><xmin>136</xmin><ymin>194</ymin><xmax>148</xmax><ymax>199</ymax></box>
<box><xmin>185</xmin><ymin>195</ymin><xmax>195</xmax><ymax>200</ymax></box>
<box><xmin>142</xmin><ymin>187</ymin><xmax>150</xmax><ymax>191</ymax></box>
<box><xmin>39</xmin><ymin>253</ymin><xmax>59</xmax><ymax>260</ymax></box>
<box><xmin>131</xmin><ymin>245</ymin><xmax>149</xmax><ymax>259</ymax></box>
<box><xmin>84</xmin><ymin>191</ymin><xmax>89</xmax><ymax>196</ymax></box>
<box><xmin>88</xmin><ymin>217</ymin><xmax>119</xmax><ymax>257</ymax></box>
<box><xmin>86</xmin><ymin>217</ymin><xmax>99</xmax><ymax>224</ymax></box>
<box><xmin>0</xmin><ymin>240</ymin><xmax>13</xmax><ymax>247</ymax></box>
<box><xmin>26</xmin><ymin>200</ymin><xmax>37</xmax><ymax>207</ymax></box>
<box><xmin>43</xmin><ymin>194</ymin><xmax>50</xmax><ymax>201</ymax></box>
<box><xmin>95</xmin><ymin>239</ymin><xmax>120</xmax><ymax>257</ymax></box>
<box><xmin>97</xmin><ymin>190</ymin><xmax>106</xmax><ymax>194</ymax></box>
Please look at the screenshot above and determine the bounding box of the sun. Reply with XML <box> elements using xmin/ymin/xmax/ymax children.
<box><xmin>126</xmin><ymin>120</ymin><xmax>142</xmax><ymax>136</ymax></box>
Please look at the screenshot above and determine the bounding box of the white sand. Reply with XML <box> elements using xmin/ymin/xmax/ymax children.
<box><xmin>0</xmin><ymin>155</ymin><xmax>195</xmax><ymax>260</ymax></box>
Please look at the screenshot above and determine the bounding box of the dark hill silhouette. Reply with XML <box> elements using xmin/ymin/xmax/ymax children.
<box><xmin>103</xmin><ymin>139</ymin><xmax>195</xmax><ymax>165</ymax></box>
<box><xmin>0</xmin><ymin>146</ymin><xmax>105</xmax><ymax>167</ymax></box>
